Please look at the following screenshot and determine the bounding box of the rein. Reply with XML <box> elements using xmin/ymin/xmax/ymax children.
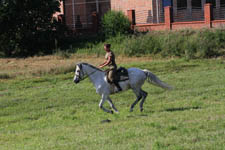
<box><xmin>77</xmin><ymin>63</ymin><xmax>101</xmax><ymax>81</ymax></box>
<box><xmin>79</xmin><ymin>70</ymin><xmax>98</xmax><ymax>81</ymax></box>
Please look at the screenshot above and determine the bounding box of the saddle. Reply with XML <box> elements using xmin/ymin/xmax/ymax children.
<box><xmin>105</xmin><ymin>67</ymin><xmax>129</xmax><ymax>83</ymax></box>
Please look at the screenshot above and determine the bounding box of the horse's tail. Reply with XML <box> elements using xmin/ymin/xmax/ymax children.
<box><xmin>143</xmin><ymin>69</ymin><xmax>173</xmax><ymax>90</ymax></box>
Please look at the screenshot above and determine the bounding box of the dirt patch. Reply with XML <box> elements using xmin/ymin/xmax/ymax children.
<box><xmin>0</xmin><ymin>55</ymin><xmax>154</xmax><ymax>78</ymax></box>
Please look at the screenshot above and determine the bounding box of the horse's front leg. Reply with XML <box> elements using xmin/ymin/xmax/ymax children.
<box><xmin>107</xmin><ymin>97</ymin><xmax>119</xmax><ymax>113</ymax></box>
<box><xmin>99</xmin><ymin>94</ymin><xmax>113</xmax><ymax>114</ymax></box>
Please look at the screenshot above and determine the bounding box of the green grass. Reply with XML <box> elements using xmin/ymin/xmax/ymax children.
<box><xmin>0</xmin><ymin>58</ymin><xmax>225</xmax><ymax>150</ymax></box>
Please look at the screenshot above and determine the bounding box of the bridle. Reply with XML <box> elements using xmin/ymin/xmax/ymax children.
<box><xmin>76</xmin><ymin>64</ymin><xmax>98</xmax><ymax>81</ymax></box>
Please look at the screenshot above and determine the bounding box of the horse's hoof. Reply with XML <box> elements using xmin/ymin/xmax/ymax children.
<box><xmin>114</xmin><ymin>111</ymin><xmax>119</xmax><ymax>114</ymax></box>
<box><xmin>140</xmin><ymin>108</ymin><xmax>144</xmax><ymax>112</ymax></box>
<box><xmin>130</xmin><ymin>109</ymin><xmax>133</xmax><ymax>112</ymax></box>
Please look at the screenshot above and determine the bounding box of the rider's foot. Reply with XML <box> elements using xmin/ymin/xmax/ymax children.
<box><xmin>116</xmin><ymin>87</ymin><xmax>122</xmax><ymax>93</ymax></box>
<box><xmin>118</xmin><ymin>86</ymin><xmax>122</xmax><ymax>91</ymax></box>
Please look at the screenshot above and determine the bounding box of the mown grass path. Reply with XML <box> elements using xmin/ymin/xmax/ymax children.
<box><xmin>0</xmin><ymin>58</ymin><xmax>225</xmax><ymax>150</ymax></box>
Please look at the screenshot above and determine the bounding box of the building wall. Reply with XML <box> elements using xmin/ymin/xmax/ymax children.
<box><xmin>64</xmin><ymin>0</ymin><xmax>110</xmax><ymax>31</ymax></box>
<box><xmin>134</xmin><ymin>3</ymin><xmax>225</xmax><ymax>32</ymax></box>
<box><xmin>62</xmin><ymin>0</ymin><xmax>225</xmax><ymax>32</ymax></box>
<box><xmin>111</xmin><ymin>0</ymin><xmax>153</xmax><ymax>14</ymax></box>
<box><xmin>111</xmin><ymin>0</ymin><xmax>156</xmax><ymax>24</ymax></box>
<box><xmin>64</xmin><ymin>0</ymin><xmax>89</xmax><ymax>30</ymax></box>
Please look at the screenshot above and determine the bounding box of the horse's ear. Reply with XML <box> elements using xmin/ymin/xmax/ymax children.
<box><xmin>76</xmin><ymin>63</ymin><xmax>82</xmax><ymax>70</ymax></box>
<box><xmin>79</xmin><ymin>64</ymin><xmax>82</xmax><ymax>70</ymax></box>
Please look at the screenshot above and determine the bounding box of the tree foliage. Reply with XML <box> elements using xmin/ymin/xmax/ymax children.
<box><xmin>101</xmin><ymin>10</ymin><xmax>131</xmax><ymax>38</ymax></box>
<box><xmin>0</xmin><ymin>0</ymin><xmax>65</xmax><ymax>57</ymax></box>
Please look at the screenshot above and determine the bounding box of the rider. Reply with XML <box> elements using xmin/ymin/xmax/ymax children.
<box><xmin>99</xmin><ymin>44</ymin><xmax>122</xmax><ymax>92</ymax></box>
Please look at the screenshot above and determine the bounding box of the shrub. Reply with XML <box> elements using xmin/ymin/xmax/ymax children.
<box><xmin>196</xmin><ymin>29</ymin><xmax>223</xmax><ymax>58</ymax></box>
<box><xmin>123</xmin><ymin>34</ymin><xmax>161</xmax><ymax>56</ymax></box>
<box><xmin>101</xmin><ymin>10</ymin><xmax>131</xmax><ymax>38</ymax></box>
<box><xmin>122</xmin><ymin>29</ymin><xmax>225</xmax><ymax>58</ymax></box>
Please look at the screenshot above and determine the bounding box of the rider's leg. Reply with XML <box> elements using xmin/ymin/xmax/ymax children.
<box><xmin>108</xmin><ymin>69</ymin><xmax>122</xmax><ymax>92</ymax></box>
<box><xmin>113</xmin><ymin>81</ymin><xmax>122</xmax><ymax>92</ymax></box>
<box><xmin>108</xmin><ymin>69</ymin><xmax>114</xmax><ymax>83</ymax></box>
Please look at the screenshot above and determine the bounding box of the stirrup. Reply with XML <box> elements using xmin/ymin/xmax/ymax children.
<box><xmin>117</xmin><ymin>86</ymin><xmax>122</xmax><ymax>91</ymax></box>
<box><xmin>115</xmin><ymin>87</ymin><xmax>122</xmax><ymax>93</ymax></box>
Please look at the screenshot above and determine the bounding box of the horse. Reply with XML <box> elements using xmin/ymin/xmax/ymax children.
<box><xmin>73</xmin><ymin>62</ymin><xmax>173</xmax><ymax>114</ymax></box>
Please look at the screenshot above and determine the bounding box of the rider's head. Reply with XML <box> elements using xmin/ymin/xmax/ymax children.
<box><xmin>104</xmin><ymin>44</ymin><xmax>111</xmax><ymax>52</ymax></box>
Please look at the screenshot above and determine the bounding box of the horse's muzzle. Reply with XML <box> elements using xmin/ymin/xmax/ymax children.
<box><xmin>74</xmin><ymin>78</ymin><xmax>80</xmax><ymax>84</ymax></box>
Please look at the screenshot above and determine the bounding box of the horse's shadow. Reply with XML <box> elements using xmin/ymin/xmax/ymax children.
<box><xmin>164</xmin><ymin>106</ymin><xmax>201</xmax><ymax>112</ymax></box>
<box><xmin>126</xmin><ymin>106</ymin><xmax>201</xmax><ymax>118</ymax></box>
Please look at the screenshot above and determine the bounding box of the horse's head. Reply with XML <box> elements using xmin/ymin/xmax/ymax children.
<box><xmin>74</xmin><ymin>63</ymin><xmax>101</xmax><ymax>84</ymax></box>
<box><xmin>73</xmin><ymin>63</ymin><xmax>84</xmax><ymax>84</ymax></box>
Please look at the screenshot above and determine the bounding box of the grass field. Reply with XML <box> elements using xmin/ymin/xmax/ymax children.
<box><xmin>0</xmin><ymin>56</ymin><xmax>225</xmax><ymax>150</ymax></box>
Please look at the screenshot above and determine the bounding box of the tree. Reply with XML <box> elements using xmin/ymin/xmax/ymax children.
<box><xmin>101</xmin><ymin>11</ymin><xmax>131</xmax><ymax>38</ymax></box>
<box><xmin>0</xmin><ymin>0</ymin><xmax>62</xmax><ymax>57</ymax></box>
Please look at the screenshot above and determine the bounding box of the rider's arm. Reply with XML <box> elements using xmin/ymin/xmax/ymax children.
<box><xmin>99</xmin><ymin>55</ymin><xmax>112</xmax><ymax>68</ymax></box>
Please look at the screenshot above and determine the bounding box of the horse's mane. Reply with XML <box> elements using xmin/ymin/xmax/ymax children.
<box><xmin>78</xmin><ymin>62</ymin><xmax>103</xmax><ymax>72</ymax></box>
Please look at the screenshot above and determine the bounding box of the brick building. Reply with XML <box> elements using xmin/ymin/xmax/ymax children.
<box><xmin>58</xmin><ymin>0</ymin><xmax>225</xmax><ymax>32</ymax></box>
<box><xmin>111</xmin><ymin>0</ymin><xmax>164</xmax><ymax>24</ymax></box>
<box><xmin>112</xmin><ymin>0</ymin><xmax>225</xmax><ymax>24</ymax></box>
<box><xmin>62</xmin><ymin>0</ymin><xmax>163</xmax><ymax>30</ymax></box>
<box><xmin>63</xmin><ymin>0</ymin><xmax>110</xmax><ymax>31</ymax></box>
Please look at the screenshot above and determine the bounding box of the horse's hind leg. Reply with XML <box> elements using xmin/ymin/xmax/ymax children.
<box><xmin>107</xmin><ymin>97</ymin><xmax>119</xmax><ymax>113</ymax></box>
<box><xmin>130</xmin><ymin>88</ymin><xmax>142</xmax><ymax>112</ymax></box>
<box><xmin>139</xmin><ymin>90</ymin><xmax>148</xmax><ymax>112</ymax></box>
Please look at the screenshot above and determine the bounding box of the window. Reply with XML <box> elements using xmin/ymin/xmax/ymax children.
<box><xmin>86</xmin><ymin>0</ymin><xmax>95</xmax><ymax>2</ymax></box>
<box><xmin>177</xmin><ymin>0</ymin><xmax>187</xmax><ymax>8</ymax></box>
<box><xmin>221</xmin><ymin>0</ymin><xmax>225</xmax><ymax>6</ymax></box>
<box><xmin>192</xmin><ymin>0</ymin><xmax>201</xmax><ymax>8</ymax></box>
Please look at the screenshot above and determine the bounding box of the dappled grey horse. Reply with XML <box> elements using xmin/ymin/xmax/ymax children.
<box><xmin>73</xmin><ymin>63</ymin><xmax>172</xmax><ymax>114</ymax></box>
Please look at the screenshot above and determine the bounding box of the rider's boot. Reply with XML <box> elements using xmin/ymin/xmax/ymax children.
<box><xmin>113</xmin><ymin>81</ymin><xmax>122</xmax><ymax>92</ymax></box>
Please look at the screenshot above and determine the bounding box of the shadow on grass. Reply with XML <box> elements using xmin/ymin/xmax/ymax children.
<box><xmin>126</xmin><ymin>112</ymin><xmax>151</xmax><ymax>119</ymax></box>
<box><xmin>165</xmin><ymin>106</ymin><xmax>201</xmax><ymax>112</ymax></box>
<box><xmin>0</xmin><ymin>73</ymin><xmax>14</xmax><ymax>79</ymax></box>
<box><xmin>125</xmin><ymin>107</ymin><xmax>201</xmax><ymax>119</ymax></box>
